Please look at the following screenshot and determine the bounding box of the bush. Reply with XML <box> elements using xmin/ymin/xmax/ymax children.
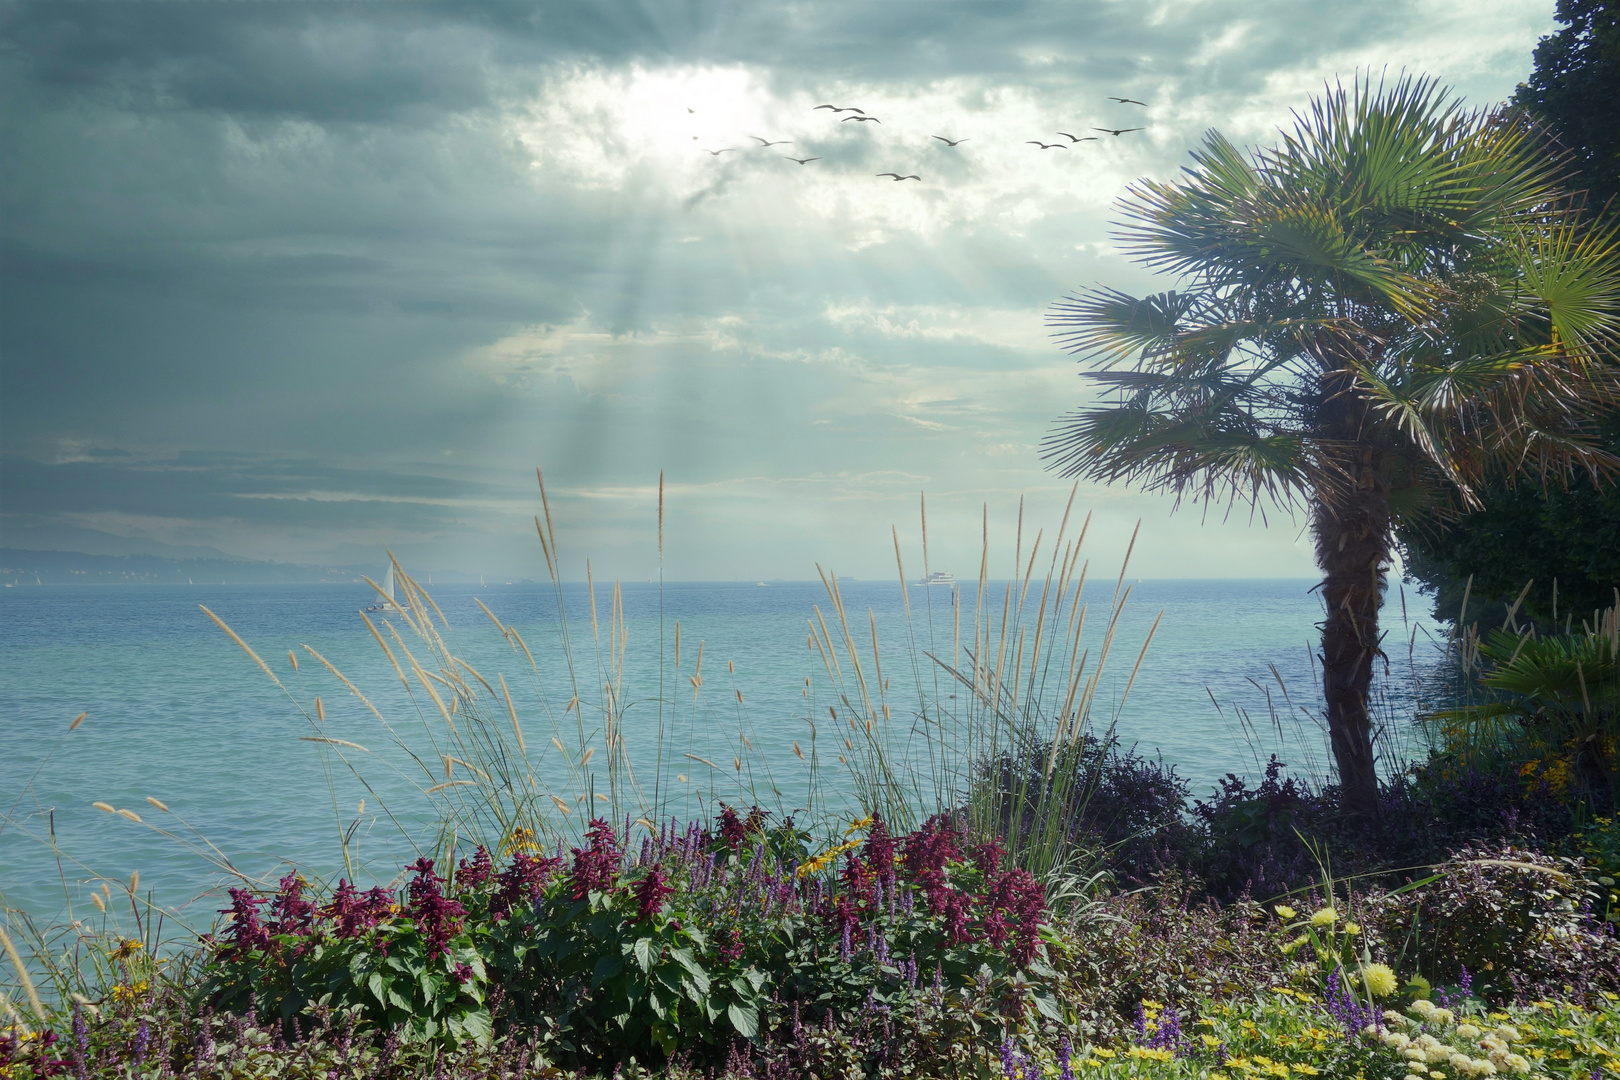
<box><xmin>1050</xmin><ymin>878</ymin><xmax>1294</xmax><ymax>1043</ymax></box>
<box><xmin>973</xmin><ymin>736</ymin><xmax>1195</xmax><ymax>887</ymax></box>
<box><xmin>1362</xmin><ymin>842</ymin><xmax>1620</xmax><ymax>1003</ymax></box>
<box><xmin>199</xmin><ymin>809</ymin><xmax>1068</xmax><ymax>1072</ymax></box>
<box><xmin>1188</xmin><ymin>756</ymin><xmax>1576</xmax><ymax>903</ymax></box>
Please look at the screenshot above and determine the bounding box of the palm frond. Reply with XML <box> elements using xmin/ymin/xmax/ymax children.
<box><xmin>1510</xmin><ymin>207</ymin><xmax>1620</xmax><ymax>356</ymax></box>
<box><xmin>1046</xmin><ymin>287</ymin><xmax>1200</xmax><ymax>363</ymax></box>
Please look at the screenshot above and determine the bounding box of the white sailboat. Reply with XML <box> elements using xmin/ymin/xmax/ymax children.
<box><xmin>366</xmin><ymin>563</ymin><xmax>400</xmax><ymax>612</ymax></box>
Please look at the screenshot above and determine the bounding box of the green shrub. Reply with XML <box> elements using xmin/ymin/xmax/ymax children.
<box><xmin>1363</xmin><ymin>842</ymin><xmax>1620</xmax><ymax>1002</ymax></box>
<box><xmin>200</xmin><ymin>809</ymin><xmax>1068</xmax><ymax>1072</ymax></box>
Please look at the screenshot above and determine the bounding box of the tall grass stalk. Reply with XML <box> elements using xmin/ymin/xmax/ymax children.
<box><xmin>815</xmin><ymin>484</ymin><xmax>1163</xmax><ymax>882</ymax></box>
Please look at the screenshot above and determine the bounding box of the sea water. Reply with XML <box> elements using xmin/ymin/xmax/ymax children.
<box><xmin>0</xmin><ymin>579</ymin><xmax>1446</xmax><ymax>930</ymax></box>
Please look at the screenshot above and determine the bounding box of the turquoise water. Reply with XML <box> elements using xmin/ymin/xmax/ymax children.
<box><xmin>0</xmin><ymin>579</ymin><xmax>1444</xmax><ymax>932</ymax></box>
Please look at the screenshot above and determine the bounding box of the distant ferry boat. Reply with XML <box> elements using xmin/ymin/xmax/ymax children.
<box><xmin>916</xmin><ymin>571</ymin><xmax>956</xmax><ymax>587</ymax></box>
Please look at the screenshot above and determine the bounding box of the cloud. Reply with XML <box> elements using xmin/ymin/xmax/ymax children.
<box><xmin>0</xmin><ymin>0</ymin><xmax>1555</xmax><ymax>579</ymax></box>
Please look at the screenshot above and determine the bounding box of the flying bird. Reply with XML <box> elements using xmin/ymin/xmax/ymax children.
<box><xmin>814</xmin><ymin>104</ymin><xmax>865</xmax><ymax>113</ymax></box>
<box><xmin>842</xmin><ymin>114</ymin><xmax>880</xmax><ymax>123</ymax></box>
<box><xmin>785</xmin><ymin>156</ymin><xmax>821</xmax><ymax>164</ymax></box>
<box><xmin>750</xmin><ymin>136</ymin><xmax>792</xmax><ymax>147</ymax></box>
<box><xmin>1093</xmin><ymin>127</ymin><xmax>1144</xmax><ymax>136</ymax></box>
<box><xmin>1056</xmin><ymin>132</ymin><xmax>1098</xmax><ymax>143</ymax></box>
<box><xmin>1107</xmin><ymin>97</ymin><xmax>1147</xmax><ymax>106</ymax></box>
<box><xmin>686</xmin><ymin>106</ymin><xmax>696</xmax><ymax>113</ymax></box>
<box><xmin>876</xmin><ymin>173</ymin><xmax>920</xmax><ymax>181</ymax></box>
<box><xmin>702</xmin><ymin>148</ymin><xmax>739</xmax><ymax>155</ymax></box>
<box><xmin>1026</xmin><ymin>141</ymin><xmax>1067</xmax><ymax>149</ymax></box>
<box><xmin>931</xmin><ymin>135</ymin><xmax>969</xmax><ymax>146</ymax></box>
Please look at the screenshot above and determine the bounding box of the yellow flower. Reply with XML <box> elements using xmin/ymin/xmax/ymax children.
<box><xmin>1274</xmin><ymin>904</ymin><xmax>1298</xmax><ymax>920</ymax></box>
<box><xmin>1360</xmin><ymin>963</ymin><xmax>1398</xmax><ymax>998</ymax></box>
<box><xmin>1294</xmin><ymin>1065</ymin><xmax>1321</xmax><ymax>1076</ymax></box>
<box><xmin>1310</xmin><ymin>907</ymin><xmax>1338</xmax><ymax>926</ymax></box>
<box><xmin>1091</xmin><ymin>1047</ymin><xmax>1116</xmax><ymax>1059</ymax></box>
<box><xmin>1127</xmin><ymin>1047</ymin><xmax>1174</xmax><ymax>1062</ymax></box>
<box><xmin>109</xmin><ymin>980</ymin><xmax>149</xmax><ymax>1002</ymax></box>
<box><xmin>501</xmin><ymin>826</ymin><xmax>539</xmax><ymax>854</ymax></box>
<box><xmin>1344</xmin><ymin>921</ymin><xmax>1362</xmax><ymax>935</ymax></box>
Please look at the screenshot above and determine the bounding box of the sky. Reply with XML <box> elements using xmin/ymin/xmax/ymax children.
<box><xmin>0</xmin><ymin>0</ymin><xmax>1560</xmax><ymax>581</ymax></box>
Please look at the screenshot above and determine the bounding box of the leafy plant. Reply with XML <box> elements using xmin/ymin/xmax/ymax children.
<box><xmin>198</xmin><ymin>809</ymin><xmax>1068</xmax><ymax>1072</ymax></box>
<box><xmin>1362</xmin><ymin>842</ymin><xmax>1620</xmax><ymax>1002</ymax></box>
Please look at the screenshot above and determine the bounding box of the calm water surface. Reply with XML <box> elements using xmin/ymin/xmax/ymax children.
<box><xmin>0</xmin><ymin>579</ymin><xmax>1445</xmax><ymax>930</ymax></box>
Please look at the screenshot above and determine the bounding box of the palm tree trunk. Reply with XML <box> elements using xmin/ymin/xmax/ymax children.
<box><xmin>1314</xmin><ymin>383</ymin><xmax>1390</xmax><ymax>817</ymax></box>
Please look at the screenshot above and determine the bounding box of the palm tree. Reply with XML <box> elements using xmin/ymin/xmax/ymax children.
<box><xmin>1043</xmin><ymin>75</ymin><xmax>1620</xmax><ymax>815</ymax></box>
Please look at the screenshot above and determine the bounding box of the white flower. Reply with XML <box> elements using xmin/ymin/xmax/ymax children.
<box><xmin>1502</xmin><ymin>1054</ymin><xmax>1530</xmax><ymax>1074</ymax></box>
<box><xmin>1382</xmin><ymin>1032</ymin><xmax>1412</xmax><ymax>1049</ymax></box>
<box><xmin>1493</xmin><ymin>1026</ymin><xmax>1520</xmax><ymax>1044</ymax></box>
<box><xmin>1429</xmin><ymin>1008</ymin><xmax>1455</xmax><ymax>1025</ymax></box>
<box><xmin>1457</xmin><ymin>1023</ymin><xmax>1482</xmax><ymax>1038</ymax></box>
<box><xmin>1479</xmin><ymin>1035</ymin><xmax>1507</xmax><ymax>1054</ymax></box>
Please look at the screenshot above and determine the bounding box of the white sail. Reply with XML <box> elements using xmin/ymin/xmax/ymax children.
<box><xmin>382</xmin><ymin>562</ymin><xmax>396</xmax><ymax>602</ymax></box>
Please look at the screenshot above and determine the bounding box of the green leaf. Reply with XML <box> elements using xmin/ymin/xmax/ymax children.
<box><xmin>366</xmin><ymin>971</ymin><xmax>390</xmax><ymax>1007</ymax></box>
<box><xmin>591</xmin><ymin>954</ymin><xmax>624</xmax><ymax>989</ymax></box>
<box><xmin>669</xmin><ymin>947</ymin><xmax>708</xmax><ymax>989</ymax></box>
<box><xmin>633</xmin><ymin>936</ymin><xmax>655</xmax><ymax>973</ymax></box>
<box><xmin>726</xmin><ymin>1001</ymin><xmax>759</xmax><ymax>1038</ymax></box>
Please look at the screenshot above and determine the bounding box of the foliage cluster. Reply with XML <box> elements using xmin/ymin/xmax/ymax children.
<box><xmin>1361</xmin><ymin>842</ymin><xmax>1620</xmax><ymax>1004</ymax></box>
<box><xmin>196</xmin><ymin>809</ymin><xmax>1060</xmax><ymax>1073</ymax></box>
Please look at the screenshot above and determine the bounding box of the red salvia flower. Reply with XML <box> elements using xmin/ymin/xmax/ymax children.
<box><xmin>716</xmin><ymin>805</ymin><xmax>749</xmax><ymax>850</ymax></box>
<box><xmin>901</xmin><ymin>815</ymin><xmax>962</xmax><ymax>911</ymax></box>
<box><xmin>269</xmin><ymin>873</ymin><xmax>317</xmax><ymax>936</ymax></box>
<box><xmin>634</xmin><ymin>864</ymin><xmax>676</xmax><ymax>921</ymax></box>
<box><xmin>491</xmin><ymin>852</ymin><xmax>562</xmax><ymax>920</ymax></box>
<box><xmin>863</xmin><ymin>814</ymin><xmax>898</xmax><ymax>881</ymax></box>
<box><xmin>568</xmin><ymin>818</ymin><xmax>622</xmax><ymax>899</ymax></box>
<box><xmin>971</xmin><ymin>837</ymin><xmax>1006</xmax><ymax>877</ymax></box>
<box><xmin>984</xmin><ymin>868</ymin><xmax>1046</xmax><ymax>966</ymax></box>
<box><xmin>220</xmin><ymin>888</ymin><xmax>270</xmax><ymax>959</ymax></box>
<box><xmin>327</xmin><ymin>879</ymin><xmax>388</xmax><ymax>937</ymax></box>
<box><xmin>406</xmin><ymin>858</ymin><xmax>466</xmax><ymax>961</ymax></box>
<box><xmin>456</xmin><ymin>846</ymin><xmax>494</xmax><ymax>890</ymax></box>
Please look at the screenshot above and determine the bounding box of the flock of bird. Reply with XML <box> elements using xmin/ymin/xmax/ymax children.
<box><xmin>693</xmin><ymin>97</ymin><xmax>1149</xmax><ymax>182</ymax></box>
